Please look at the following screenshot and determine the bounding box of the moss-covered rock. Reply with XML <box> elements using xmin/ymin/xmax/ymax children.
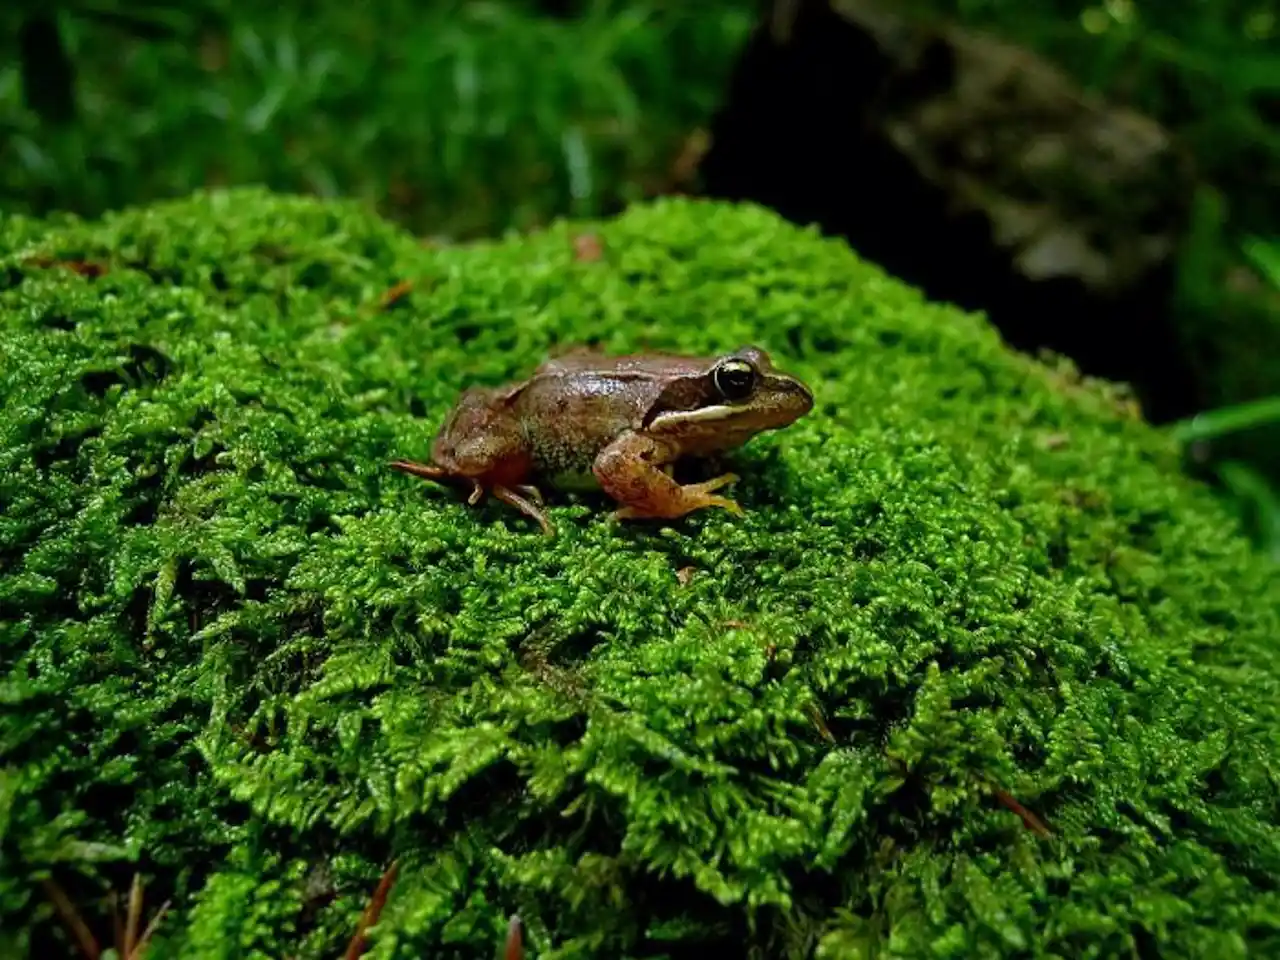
<box><xmin>2</xmin><ymin>188</ymin><xmax>1278</xmax><ymax>959</ymax></box>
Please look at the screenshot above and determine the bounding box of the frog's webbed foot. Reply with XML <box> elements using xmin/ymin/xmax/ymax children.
<box><xmin>611</xmin><ymin>472</ymin><xmax>743</xmax><ymax>520</ymax></box>
<box><xmin>493</xmin><ymin>485</ymin><xmax>555</xmax><ymax>536</ymax></box>
<box><xmin>594</xmin><ymin>432</ymin><xmax>745</xmax><ymax>522</ymax></box>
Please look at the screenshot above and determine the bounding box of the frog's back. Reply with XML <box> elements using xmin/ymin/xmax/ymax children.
<box><xmin>513</xmin><ymin>356</ymin><xmax>704</xmax><ymax>491</ymax></box>
<box><xmin>533</xmin><ymin>351</ymin><xmax>713</xmax><ymax>379</ymax></box>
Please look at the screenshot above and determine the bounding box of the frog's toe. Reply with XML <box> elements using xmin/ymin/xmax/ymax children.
<box><xmin>700</xmin><ymin>494</ymin><xmax>744</xmax><ymax>516</ymax></box>
<box><xmin>689</xmin><ymin>472</ymin><xmax>739</xmax><ymax>495</ymax></box>
<box><xmin>514</xmin><ymin>483</ymin><xmax>545</xmax><ymax>506</ymax></box>
<box><xmin>612</xmin><ymin>492</ymin><xmax>743</xmax><ymax>521</ymax></box>
<box><xmin>680</xmin><ymin>474</ymin><xmax>743</xmax><ymax>513</ymax></box>
<box><xmin>389</xmin><ymin>459</ymin><xmax>449</xmax><ymax>481</ymax></box>
<box><xmin>493</xmin><ymin>484</ymin><xmax>556</xmax><ymax>536</ymax></box>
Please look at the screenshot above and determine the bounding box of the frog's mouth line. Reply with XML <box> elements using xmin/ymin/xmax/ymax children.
<box><xmin>647</xmin><ymin>382</ymin><xmax>813</xmax><ymax>431</ymax></box>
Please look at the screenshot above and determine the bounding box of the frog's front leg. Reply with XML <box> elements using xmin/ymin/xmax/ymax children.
<box><xmin>592</xmin><ymin>431</ymin><xmax>743</xmax><ymax>521</ymax></box>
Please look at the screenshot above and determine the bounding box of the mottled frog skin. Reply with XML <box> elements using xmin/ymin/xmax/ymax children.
<box><xmin>391</xmin><ymin>345</ymin><xmax>814</xmax><ymax>535</ymax></box>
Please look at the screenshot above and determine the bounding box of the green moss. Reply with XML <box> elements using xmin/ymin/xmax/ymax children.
<box><xmin>2</xmin><ymin>187</ymin><xmax>1278</xmax><ymax>959</ymax></box>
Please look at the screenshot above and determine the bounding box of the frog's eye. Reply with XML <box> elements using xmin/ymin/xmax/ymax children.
<box><xmin>713</xmin><ymin>358</ymin><xmax>757</xmax><ymax>401</ymax></box>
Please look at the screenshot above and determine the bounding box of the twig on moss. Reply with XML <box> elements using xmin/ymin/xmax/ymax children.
<box><xmin>129</xmin><ymin>893</ymin><xmax>171</xmax><ymax>959</ymax></box>
<box><xmin>572</xmin><ymin>234</ymin><xmax>604</xmax><ymax>262</ymax></box>
<box><xmin>666</xmin><ymin>128</ymin><xmax>710</xmax><ymax>193</ymax></box>
<box><xmin>24</xmin><ymin>255</ymin><xmax>109</xmax><ymax>278</ymax></box>
<box><xmin>992</xmin><ymin>787</ymin><xmax>1052</xmax><ymax>838</ymax></box>
<box><xmin>41</xmin><ymin>878</ymin><xmax>100</xmax><ymax>960</ymax></box>
<box><xmin>104</xmin><ymin>873</ymin><xmax>168</xmax><ymax>960</ymax></box>
<box><xmin>379</xmin><ymin>281</ymin><xmax>414</xmax><ymax>310</ymax></box>
<box><xmin>805</xmin><ymin>703</ymin><xmax>836</xmax><ymax>743</ymax></box>
<box><xmin>343</xmin><ymin>859</ymin><xmax>400</xmax><ymax>960</ymax></box>
<box><xmin>111</xmin><ymin>891</ymin><xmax>126</xmax><ymax>959</ymax></box>
<box><xmin>505</xmin><ymin>914</ymin><xmax>524</xmax><ymax>960</ymax></box>
<box><xmin>125</xmin><ymin>871</ymin><xmax>144</xmax><ymax>956</ymax></box>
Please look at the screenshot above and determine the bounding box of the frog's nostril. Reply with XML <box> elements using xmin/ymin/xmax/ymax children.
<box><xmin>794</xmin><ymin>381</ymin><xmax>815</xmax><ymax>410</ymax></box>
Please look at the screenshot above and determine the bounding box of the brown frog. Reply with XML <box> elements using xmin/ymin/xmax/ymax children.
<box><xmin>390</xmin><ymin>345</ymin><xmax>814</xmax><ymax>535</ymax></box>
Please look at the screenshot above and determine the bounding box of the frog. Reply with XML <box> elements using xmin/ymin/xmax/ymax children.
<box><xmin>389</xmin><ymin>344</ymin><xmax>814</xmax><ymax>535</ymax></box>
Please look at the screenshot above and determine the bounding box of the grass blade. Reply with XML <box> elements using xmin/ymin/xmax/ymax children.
<box><xmin>1170</xmin><ymin>395</ymin><xmax>1280</xmax><ymax>442</ymax></box>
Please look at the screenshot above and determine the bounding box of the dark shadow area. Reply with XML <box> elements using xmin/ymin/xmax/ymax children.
<box><xmin>699</xmin><ymin>0</ymin><xmax>1204</xmax><ymax>424</ymax></box>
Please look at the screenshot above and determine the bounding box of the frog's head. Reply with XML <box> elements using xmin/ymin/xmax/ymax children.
<box><xmin>644</xmin><ymin>345</ymin><xmax>814</xmax><ymax>453</ymax></box>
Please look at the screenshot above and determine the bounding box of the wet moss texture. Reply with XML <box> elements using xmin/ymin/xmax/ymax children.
<box><xmin>2</xmin><ymin>189</ymin><xmax>1278</xmax><ymax>958</ymax></box>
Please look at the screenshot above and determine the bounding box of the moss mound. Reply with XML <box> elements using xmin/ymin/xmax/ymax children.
<box><xmin>2</xmin><ymin>188</ymin><xmax>1278</xmax><ymax>958</ymax></box>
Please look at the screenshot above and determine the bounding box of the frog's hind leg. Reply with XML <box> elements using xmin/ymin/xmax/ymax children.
<box><xmin>492</xmin><ymin>485</ymin><xmax>554</xmax><ymax>536</ymax></box>
<box><xmin>391</xmin><ymin>459</ymin><xmax>550</xmax><ymax>534</ymax></box>
<box><xmin>391</xmin><ymin>419</ymin><xmax>549</xmax><ymax>533</ymax></box>
<box><xmin>390</xmin><ymin>458</ymin><xmax>486</xmax><ymax>504</ymax></box>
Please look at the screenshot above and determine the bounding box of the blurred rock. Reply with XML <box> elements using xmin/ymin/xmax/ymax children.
<box><xmin>701</xmin><ymin>0</ymin><xmax>1203</xmax><ymax>422</ymax></box>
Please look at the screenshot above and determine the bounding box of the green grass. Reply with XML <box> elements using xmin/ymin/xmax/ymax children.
<box><xmin>0</xmin><ymin>0</ymin><xmax>754</xmax><ymax>238</ymax></box>
<box><xmin>1172</xmin><ymin>394</ymin><xmax>1280</xmax><ymax>443</ymax></box>
<box><xmin>1167</xmin><ymin>218</ymin><xmax>1280</xmax><ymax>558</ymax></box>
<box><xmin>3</xmin><ymin>187</ymin><xmax>1279</xmax><ymax>957</ymax></box>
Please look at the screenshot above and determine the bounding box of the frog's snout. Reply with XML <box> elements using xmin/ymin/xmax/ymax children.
<box><xmin>794</xmin><ymin>378</ymin><xmax>815</xmax><ymax>413</ymax></box>
<box><xmin>781</xmin><ymin>375</ymin><xmax>815</xmax><ymax>418</ymax></box>
<box><xmin>755</xmin><ymin>374</ymin><xmax>814</xmax><ymax>428</ymax></box>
